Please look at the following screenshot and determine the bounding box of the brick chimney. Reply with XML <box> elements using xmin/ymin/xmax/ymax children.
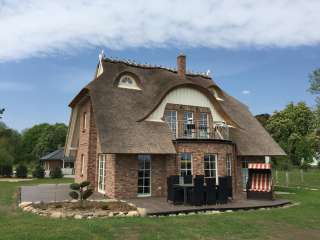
<box><xmin>177</xmin><ymin>54</ymin><xmax>186</xmax><ymax>79</ymax></box>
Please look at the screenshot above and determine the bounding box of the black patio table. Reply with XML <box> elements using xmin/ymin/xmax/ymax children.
<box><xmin>173</xmin><ymin>183</ymin><xmax>194</xmax><ymax>205</ymax></box>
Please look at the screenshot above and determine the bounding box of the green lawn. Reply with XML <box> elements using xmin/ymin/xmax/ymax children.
<box><xmin>0</xmin><ymin>179</ymin><xmax>319</xmax><ymax>240</ymax></box>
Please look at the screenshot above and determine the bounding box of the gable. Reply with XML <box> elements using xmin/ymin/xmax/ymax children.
<box><xmin>145</xmin><ymin>86</ymin><xmax>225</xmax><ymax>123</ymax></box>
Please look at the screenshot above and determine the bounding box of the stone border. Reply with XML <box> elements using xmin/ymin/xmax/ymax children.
<box><xmin>146</xmin><ymin>202</ymin><xmax>300</xmax><ymax>217</ymax></box>
<box><xmin>18</xmin><ymin>200</ymin><xmax>142</xmax><ymax>219</ymax></box>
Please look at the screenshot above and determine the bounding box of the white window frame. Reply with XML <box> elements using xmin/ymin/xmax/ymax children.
<box><xmin>204</xmin><ymin>154</ymin><xmax>218</xmax><ymax>184</ymax></box>
<box><xmin>180</xmin><ymin>153</ymin><xmax>193</xmax><ymax>176</ymax></box>
<box><xmin>183</xmin><ymin>111</ymin><xmax>194</xmax><ymax>138</ymax></box>
<box><xmin>98</xmin><ymin>154</ymin><xmax>106</xmax><ymax>194</ymax></box>
<box><xmin>164</xmin><ymin>110</ymin><xmax>177</xmax><ymax>138</ymax></box>
<box><xmin>226</xmin><ymin>154</ymin><xmax>232</xmax><ymax>176</ymax></box>
<box><xmin>137</xmin><ymin>155</ymin><xmax>151</xmax><ymax>197</ymax></box>
<box><xmin>241</xmin><ymin>159</ymin><xmax>249</xmax><ymax>191</ymax></box>
<box><xmin>118</xmin><ymin>75</ymin><xmax>141</xmax><ymax>90</ymax></box>
<box><xmin>81</xmin><ymin>154</ymin><xmax>85</xmax><ymax>175</ymax></box>
<box><xmin>199</xmin><ymin>112</ymin><xmax>209</xmax><ymax>139</ymax></box>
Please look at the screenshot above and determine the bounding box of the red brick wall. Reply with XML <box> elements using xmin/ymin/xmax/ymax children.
<box><xmin>74</xmin><ymin>98</ymin><xmax>98</xmax><ymax>188</ymax></box>
<box><xmin>174</xmin><ymin>141</ymin><xmax>243</xmax><ymax>199</ymax></box>
<box><xmin>103</xmin><ymin>154</ymin><xmax>176</xmax><ymax>199</ymax></box>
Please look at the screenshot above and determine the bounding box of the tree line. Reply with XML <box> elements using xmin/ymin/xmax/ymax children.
<box><xmin>256</xmin><ymin>69</ymin><xmax>320</xmax><ymax>169</ymax></box>
<box><xmin>0</xmin><ymin>115</ymin><xmax>67</xmax><ymax>175</ymax></box>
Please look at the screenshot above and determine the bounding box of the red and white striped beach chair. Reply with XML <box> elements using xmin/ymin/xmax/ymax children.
<box><xmin>246</xmin><ymin>163</ymin><xmax>273</xmax><ymax>200</ymax></box>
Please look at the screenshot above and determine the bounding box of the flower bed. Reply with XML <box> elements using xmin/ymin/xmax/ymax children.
<box><xmin>19</xmin><ymin>200</ymin><xmax>141</xmax><ymax>219</ymax></box>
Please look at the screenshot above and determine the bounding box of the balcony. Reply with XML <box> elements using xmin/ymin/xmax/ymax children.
<box><xmin>166</xmin><ymin>120</ymin><xmax>230</xmax><ymax>141</ymax></box>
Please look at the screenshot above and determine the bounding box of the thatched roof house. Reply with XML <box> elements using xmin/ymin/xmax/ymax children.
<box><xmin>65</xmin><ymin>54</ymin><xmax>285</xmax><ymax>200</ymax></box>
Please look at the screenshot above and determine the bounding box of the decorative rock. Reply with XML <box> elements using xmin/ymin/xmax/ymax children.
<box><xmin>127</xmin><ymin>211</ymin><xmax>139</xmax><ymax>217</ymax></box>
<box><xmin>51</xmin><ymin>211</ymin><xmax>63</xmax><ymax>218</ymax></box>
<box><xmin>117</xmin><ymin>212</ymin><xmax>125</xmax><ymax>216</ymax></box>
<box><xmin>23</xmin><ymin>206</ymin><xmax>33</xmax><ymax>212</ymax></box>
<box><xmin>74</xmin><ymin>214</ymin><xmax>83</xmax><ymax>219</ymax></box>
<box><xmin>137</xmin><ymin>208</ymin><xmax>147</xmax><ymax>217</ymax></box>
<box><xmin>108</xmin><ymin>212</ymin><xmax>114</xmax><ymax>217</ymax></box>
<box><xmin>19</xmin><ymin>202</ymin><xmax>32</xmax><ymax>208</ymax></box>
<box><xmin>94</xmin><ymin>211</ymin><xmax>109</xmax><ymax>217</ymax></box>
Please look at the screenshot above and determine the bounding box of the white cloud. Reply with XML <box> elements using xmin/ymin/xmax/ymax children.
<box><xmin>242</xmin><ymin>90</ymin><xmax>251</xmax><ymax>95</ymax></box>
<box><xmin>0</xmin><ymin>0</ymin><xmax>320</xmax><ymax>61</ymax></box>
<box><xmin>0</xmin><ymin>81</ymin><xmax>34</xmax><ymax>91</ymax></box>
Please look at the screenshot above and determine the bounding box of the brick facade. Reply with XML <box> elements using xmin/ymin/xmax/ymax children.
<box><xmin>73</xmin><ymin>98</ymin><xmax>262</xmax><ymax>200</ymax></box>
<box><xmin>74</xmin><ymin>97</ymin><xmax>98</xmax><ymax>189</ymax></box>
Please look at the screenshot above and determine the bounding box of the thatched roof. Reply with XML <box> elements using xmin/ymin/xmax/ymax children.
<box><xmin>70</xmin><ymin>58</ymin><xmax>285</xmax><ymax>156</ymax></box>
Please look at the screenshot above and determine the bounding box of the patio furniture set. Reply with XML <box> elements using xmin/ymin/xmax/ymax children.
<box><xmin>167</xmin><ymin>175</ymin><xmax>232</xmax><ymax>206</ymax></box>
<box><xmin>167</xmin><ymin>163</ymin><xmax>273</xmax><ymax>206</ymax></box>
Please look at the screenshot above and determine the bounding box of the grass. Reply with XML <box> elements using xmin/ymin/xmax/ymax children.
<box><xmin>274</xmin><ymin>168</ymin><xmax>320</xmax><ymax>188</ymax></box>
<box><xmin>0</xmin><ymin>178</ymin><xmax>319</xmax><ymax>240</ymax></box>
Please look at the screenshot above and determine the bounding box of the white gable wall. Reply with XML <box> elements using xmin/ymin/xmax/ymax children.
<box><xmin>145</xmin><ymin>87</ymin><xmax>225</xmax><ymax>122</ymax></box>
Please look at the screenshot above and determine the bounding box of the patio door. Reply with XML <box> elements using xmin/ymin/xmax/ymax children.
<box><xmin>241</xmin><ymin>160</ymin><xmax>248</xmax><ymax>190</ymax></box>
<box><xmin>137</xmin><ymin>155</ymin><xmax>151</xmax><ymax>197</ymax></box>
<box><xmin>98</xmin><ymin>155</ymin><xmax>106</xmax><ymax>193</ymax></box>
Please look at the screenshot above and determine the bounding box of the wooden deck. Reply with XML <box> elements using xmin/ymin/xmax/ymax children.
<box><xmin>127</xmin><ymin>197</ymin><xmax>290</xmax><ymax>216</ymax></box>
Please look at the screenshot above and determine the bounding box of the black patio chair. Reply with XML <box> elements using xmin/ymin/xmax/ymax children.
<box><xmin>217</xmin><ymin>177</ymin><xmax>228</xmax><ymax>204</ymax></box>
<box><xmin>226</xmin><ymin>176</ymin><xmax>233</xmax><ymax>199</ymax></box>
<box><xmin>167</xmin><ymin>176</ymin><xmax>184</xmax><ymax>204</ymax></box>
<box><xmin>184</xmin><ymin>175</ymin><xmax>193</xmax><ymax>184</ymax></box>
<box><xmin>187</xmin><ymin>175</ymin><xmax>204</xmax><ymax>206</ymax></box>
<box><xmin>205</xmin><ymin>178</ymin><xmax>217</xmax><ymax>205</ymax></box>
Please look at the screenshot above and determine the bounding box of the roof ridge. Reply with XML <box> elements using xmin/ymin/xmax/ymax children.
<box><xmin>103</xmin><ymin>57</ymin><xmax>212</xmax><ymax>79</ymax></box>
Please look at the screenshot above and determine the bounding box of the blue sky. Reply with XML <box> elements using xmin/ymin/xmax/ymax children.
<box><xmin>0</xmin><ymin>1</ymin><xmax>320</xmax><ymax>131</ymax></box>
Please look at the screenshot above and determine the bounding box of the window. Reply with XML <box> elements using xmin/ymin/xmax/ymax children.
<box><xmin>164</xmin><ymin>110</ymin><xmax>177</xmax><ymax>138</ymax></box>
<box><xmin>204</xmin><ymin>154</ymin><xmax>218</xmax><ymax>183</ymax></box>
<box><xmin>98</xmin><ymin>155</ymin><xmax>106</xmax><ymax>193</ymax></box>
<box><xmin>82</xmin><ymin>112</ymin><xmax>87</xmax><ymax>130</ymax></box>
<box><xmin>199</xmin><ymin>112</ymin><xmax>208</xmax><ymax>139</ymax></box>
<box><xmin>183</xmin><ymin>111</ymin><xmax>194</xmax><ymax>138</ymax></box>
<box><xmin>180</xmin><ymin>153</ymin><xmax>192</xmax><ymax>176</ymax></box>
<box><xmin>137</xmin><ymin>155</ymin><xmax>151</xmax><ymax>196</ymax></box>
<box><xmin>241</xmin><ymin>159</ymin><xmax>249</xmax><ymax>190</ymax></box>
<box><xmin>118</xmin><ymin>75</ymin><xmax>141</xmax><ymax>90</ymax></box>
<box><xmin>226</xmin><ymin>154</ymin><xmax>232</xmax><ymax>176</ymax></box>
<box><xmin>81</xmin><ymin>154</ymin><xmax>85</xmax><ymax>175</ymax></box>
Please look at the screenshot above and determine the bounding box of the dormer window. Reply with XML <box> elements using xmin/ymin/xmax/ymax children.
<box><xmin>118</xmin><ymin>75</ymin><xmax>141</xmax><ymax>90</ymax></box>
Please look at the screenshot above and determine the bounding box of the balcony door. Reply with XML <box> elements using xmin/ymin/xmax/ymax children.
<box><xmin>183</xmin><ymin>111</ymin><xmax>194</xmax><ymax>138</ymax></box>
<box><xmin>199</xmin><ymin>112</ymin><xmax>209</xmax><ymax>139</ymax></box>
<box><xmin>137</xmin><ymin>155</ymin><xmax>151</xmax><ymax>197</ymax></box>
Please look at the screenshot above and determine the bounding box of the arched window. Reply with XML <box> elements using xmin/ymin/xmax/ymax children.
<box><xmin>118</xmin><ymin>75</ymin><xmax>141</xmax><ymax>90</ymax></box>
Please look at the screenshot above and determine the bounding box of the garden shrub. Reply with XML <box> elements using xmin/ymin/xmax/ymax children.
<box><xmin>49</xmin><ymin>168</ymin><xmax>63</xmax><ymax>178</ymax></box>
<box><xmin>69</xmin><ymin>181</ymin><xmax>93</xmax><ymax>203</ymax></box>
<box><xmin>32</xmin><ymin>165</ymin><xmax>45</xmax><ymax>178</ymax></box>
<box><xmin>16</xmin><ymin>164</ymin><xmax>28</xmax><ymax>178</ymax></box>
<box><xmin>0</xmin><ymin>162</ymin><xmax>13</xmax><ymax>177</ymax></box>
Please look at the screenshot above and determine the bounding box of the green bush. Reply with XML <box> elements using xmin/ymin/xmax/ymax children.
<box><xmin>16</xmin><ymin>164</ymin><xmax>28</xmax><ymax>178</ymax></box>
<box><xmin>32</xmin><ymin>165</ymin><xmax>45</xmax><ymax>178</ymax></box>
<box><xmin>0</xmin><ymin>162</ymin><xmax>13</xmax><ymax>177</ymax></box>
<box><xmin>49</xmin><ymin>168</ymin><xmax>63</xmax><ymax>179</ymax></box>
<box><xmin>69</xmin><ymin>181</ymin><xmax>93</xmax><ymax>203</ymax></box>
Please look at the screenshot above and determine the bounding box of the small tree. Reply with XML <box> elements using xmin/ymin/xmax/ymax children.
<box><xmin>32</xmin><ymin>165</ymin><xmax>45</xmax><ymax>178</ymax></box>
<box><xmin>50</xmin><ymin>168</ymin><xmax>63</xmax><ymax>178</ymax></box>
<box><xmin>16</xmin><ymin>164</ymin><xmax>28</xmax><ymax>178</ymax></box>
<box><xmin>69</xmin><ymin>181</ymin><xmax>93</xmax><ymax>205</ymax></box>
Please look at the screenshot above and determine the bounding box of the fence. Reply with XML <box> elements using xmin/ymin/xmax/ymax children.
<box><xmin>273</xmin><ymin>168</ymin><xmax>320</xmax><ymax>188</ymax></box>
